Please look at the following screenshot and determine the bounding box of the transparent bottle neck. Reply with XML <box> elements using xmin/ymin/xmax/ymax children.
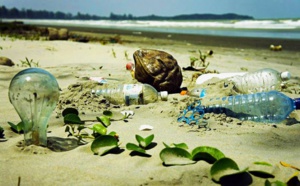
<box><xmin>158</xmin><ymin>91</ymin><xmax>168</xmax><ymax>101</ymax></box>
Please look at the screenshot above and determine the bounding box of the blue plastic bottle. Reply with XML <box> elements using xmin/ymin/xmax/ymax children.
<box><xmin>203</xmin><ymin>91</ymin><xmax>300</xmax><ymax>123</ymax></box>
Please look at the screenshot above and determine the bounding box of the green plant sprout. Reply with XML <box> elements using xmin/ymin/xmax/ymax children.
<box><xmin>126</xmin><ymin>134</ymin><xmax>155</xmax><ymax>156</ymax></box>
<box><xmin>159</xmin><ymin>142</ymin><xmax>299</xmax><ymax>185</ymax></box>
<box><xmin>124</xmin><ymin>50</ymin><xmax>130</xmax><ymax>60</ymax></box>
<box><xmin>64</xmin><ymin>124</ymin><xmax>88</xmax><ymax>144</ymax></box>
<box><xmin>7</xmin><ymin>121</ymin><xmax>24</xmax><ymax>134</ymax></box>
<box><xmin>91</xmin><ymin>134</ymin><xmax>119</xmax><ymax>156</ymax></box>
<box><xmin>45</xmin><ymin>46</ymin><xmax>57</xmax><ymax>51</ymax></box>
<box><xmin>111</xmin><ymin>48</ymin><xmax>116</xmax><ymax>58</ymax></box>
<box><xmin>20</xmin><ymin>57</ymin><xmax>39</xmax><ymax>67</ymax></box>
<box><xmin>189</xmin><ymin>49</ymin><xmax>212</xmax><ymax>69</ymax></box>
<box><xmin>5</xmin><ymin>105</ymin><xmax>300</xmax><ymax>185</ymax></box>
<box><xmin>160</xmin><ymin>142</ymin><xmax>225</xmax><ymax>166</ymax></box>
<box><xmin>63</xmin><ymin>108</ymin><xmax>120</xmax><ymax>155</ymax></box>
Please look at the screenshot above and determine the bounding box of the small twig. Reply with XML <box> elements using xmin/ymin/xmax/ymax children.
<box><xmin>18</xmin><ymin>176</ymin><xmax>21</xmax><ymax>186</ymax></box>
<box><xmin>280</xmin><ymin>161</ymin><xmax>300</xmax><ymax>171</ymax></box>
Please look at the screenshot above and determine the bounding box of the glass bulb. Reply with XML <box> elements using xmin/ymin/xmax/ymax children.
<box><xmin>8</xmin><ymin>68</ymin><xmax>60</xmax><ymax>146</ymax></box>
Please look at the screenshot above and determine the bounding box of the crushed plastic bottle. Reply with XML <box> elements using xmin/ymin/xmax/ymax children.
<box><xmin>92</xmin><ymin>84</ymin><xmax>168</xmax><ymax>105</ymax></box>
<box><xmin>203</xmin><ymin>90</ymin><xmax>300</xmax><ymax>123</ymax></box>
<box><xmin>228</xmin><ymin>68</ymin><xmax>291</xmax><ymax>94</ymax></box>
<box><xmin>196</xmin><ymin>72</ymin><xmax>246</xmax><ymax>85</ymax></box>
<box><xmin>188</xmin><ymin>88</ymin><xmax>206</xmax><ymax>98</ymax></box>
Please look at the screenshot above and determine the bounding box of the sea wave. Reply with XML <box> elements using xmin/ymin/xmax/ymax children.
<box><xmin>5</xmin><ymin>19</ymin><xmax>300</xmax><ymax>29</ymax></box>
<box><xmin>2</xmin><ymin>18</ymin><xmax>300</xmax><ymax>39</ymax></box>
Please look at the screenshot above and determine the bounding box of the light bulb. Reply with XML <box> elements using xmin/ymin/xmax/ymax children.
<box><xmin>8</xmin><ymin>68</ymin><xmax>60</xmax><ymax>146</ymax></box>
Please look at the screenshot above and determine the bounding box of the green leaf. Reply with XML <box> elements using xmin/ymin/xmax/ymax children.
<box><xmin>159</xmin><ymin>147</ymin><xmax>195</xmax><ymax>166</ymax></box>
<box><xmin>253</xmin><ymin>161</ymin><xmax>273</xmax><ymax>166</ymax></box>
<box><xmin>210</xmin><ymin>158</ymin><xmax>252</xmax><ymax>185</ymax></box>
<box><xmin>110</xmin><ymin>111</ymin><xmax>128</xmax><ymax>121</ymax></box>
<box><xmin>191</xmin><ymin>146</ymin><xmax>225</xmax><ymax>164</ymax></box>
<box><xmin>144</xmin><ymin>134</ymin><xmax>154</xmax><ymax>148</ymax></box>
<box><xmin>210</xmin><ymin>157</ymin><xmax>241</xmax><ymax>182</ymax></box>
<box><xmin>126</xmin><ymin>143</ymin><xmax>146</xmax><ymax>154</ymax></box>
<box><xmin>173</xmin><ymin>143</ymin><xmax>189</xmax><ymax>150</ymax></box>
<box><xmin>91</xmin><ymin>135</ymin><xmax>119</xmax><ymax>156</ymax></box>
<box><xmin>62</xmin><ymin>108</ymin><xmax>79</xmax><ymax>117</ymax></box>
<box><xmin>96</xmin><ymin>116</ymin><xmax>111</xmax><ymax>127</ymax></box>
<box><xmin>17</xmin><ymin>122</ymin><xmax>24</xmax><ymax>133</ymax></box>
<box><xmin>108</xmin><ymin>131</ymin><xmax>119</xmax><ymax>141</ymax></box>
<box><xmin>265</xmin><ymin>180</ymin><xmax>287</xmax><ymax>186</ymax></box>
<box><xmin>135</xmin><ymin>134</ymin><xmax>153</xmax><ymax>148</ymax></box>
<box><xmin>77</xmin><ymin>125</ymin><xmax>86</xmax><ymax>131</ymax></box>
<box><xmin>7</xmin><ymin>121</ymin><xmax>24</xmax><ymax>133</ymax></box>
<box><xmin>135</xmin><ymin>134</ymin><xmax>145</xmax><ymax>147</ymax></box>
<box><xmin>248</xmin><ymin>161</ymin><xmax>275</xmax><ymax>179</ymax></box>
<box><xmin>134</xmin><ymin>134</ymin><xmax>154</xmax><ymax>148</ymax></box>
<box><xmin>64</xmin><ymin>114</ymin><xmax>84</xmax><ymax>124</ymax></box>
<box><xmin>91</xmin><ymin>124</ymin><xmax>107</xmax><ymax>135</ymax></box>
<box><xmin>163</xmin><ymin>142</ymin><xmax>170</xmax><ymax>148</ymax></box>
<box><xmin>103</xmin><ymin>110</ymin><xmax>113</xmax><ymax>118</ymax></box>
<box><xmin>108</xmin><ymin>131</ymin><xmax>117</xmax><ymax>136</ymax></box>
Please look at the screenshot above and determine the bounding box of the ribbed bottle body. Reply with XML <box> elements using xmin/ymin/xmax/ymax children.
<box><xmin>94</xmin><ymin>84</ymin><xmax>158</xmax><ymax>105</ymax></box>
<box><xmin>203</xmin><ymin>91</ymin><xmax>295</xmax><ymax>123</ymax></box>
<box><xmin>229</xmin><ymin>68</ymin><xmax>288</xmax><ymax>94</ymax></box>
<box><xmin>96</xmin><ymin>85</ymin><xmax>124</xmax><ymax>105</ymax></box>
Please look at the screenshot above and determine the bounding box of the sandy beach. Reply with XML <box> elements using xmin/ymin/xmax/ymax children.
<box><xmin>0</xmin><ymin>27</ymin><xmax>300</xmax><ymax>185</ymax></box>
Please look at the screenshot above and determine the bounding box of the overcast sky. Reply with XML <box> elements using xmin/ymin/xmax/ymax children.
<box><xmin>1</xmin><ymin>0</ymin><xmax>300</xmax><ymax>19</ymax></box>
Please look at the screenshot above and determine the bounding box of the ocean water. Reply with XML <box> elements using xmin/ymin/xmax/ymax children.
<box><xmin>4</xmin><ymin>18</ymin><xmax>300</xmax><ymax>40</ymax></box>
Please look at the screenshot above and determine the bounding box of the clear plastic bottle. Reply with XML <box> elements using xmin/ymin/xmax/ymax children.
<box><xmin>202</xmin><ymin>90</ymin><xmax>300</xmax><ymax>123</ymax></box>
<box><xmin>92</xmin><ymin>84</ymin><xmax>168</xmax><ymax>105</ymax></box>
<box><xmin>228</xmin><ymin>68</ymin><xmax>291</xmax><ymax>94</ymax></box>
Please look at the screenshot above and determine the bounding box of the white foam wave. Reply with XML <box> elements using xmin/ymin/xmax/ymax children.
<box><xmin>6</xmin><ymin>18</ymin><xmax>300</xmax><ymax>30</ymax></box>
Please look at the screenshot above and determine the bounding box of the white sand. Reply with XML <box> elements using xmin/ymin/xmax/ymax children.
<box><xmin>0</xmin><ymin>36</ymin><xmax>300</xmax><ymax>185</ymax></box>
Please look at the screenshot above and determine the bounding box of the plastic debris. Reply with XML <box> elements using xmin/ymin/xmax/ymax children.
<box><xmin>196</xmin><ymin>72</ymin><xmax>246</xmax><ymax>84</ymax></box>
<box><xmin>89</xmin><ymin>77</ymin><xmax>107</xmax><ymax>84</ymax></box>
<box><xmin>270</xmin><ymin>44</ymin><xmax>282</xmax><ymax>51</ymax></box>
<box><xmin>139</xmin><ymin>125</ymin><xmax>154</xmax><ymax>131</ymax></box>
<box><xmin>121</xmin><ymin>110</ymin><xmax>135</xmax><ymax>117</ymax></box>
<box><xmin>177</xmin><ymin>100</ymin><xmax>207</xmax><ymax>126</ymax></box>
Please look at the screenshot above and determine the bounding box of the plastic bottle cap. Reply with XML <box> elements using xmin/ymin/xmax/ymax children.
<box><xmin>126</xmin><ymin>62</ymin><xmax>135</xmax><ymax>71</ymax></box>
<box><xmin>281</xmin><ymin>71</ymin><xmax>291</xmax><ymax>80</ymax></box>
<box><xmin>160</xmin><ymin>91</ymin><xmax>168</xmax><ymax>101</ymax></box>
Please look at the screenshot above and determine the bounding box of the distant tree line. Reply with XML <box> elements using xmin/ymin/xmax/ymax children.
<box><xmin>0</xmin><ymin>6</ymin><xmax>253</xmax><ymax>20</ymax></box>
<box><xmin>0</xmin><ymin>6</ymin><xmax>105</xmax><ymax>20</ymax></box>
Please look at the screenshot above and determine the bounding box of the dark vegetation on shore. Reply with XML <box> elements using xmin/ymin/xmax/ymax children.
<box><xmin>0</xmin><ymin>5</ymin><xmax>253</xmax><ymax>20</ymax></box>
<box><xmin>0</xmin><ymin>21</ymin><xmax>123</xmax><ymax>44</ymax></box>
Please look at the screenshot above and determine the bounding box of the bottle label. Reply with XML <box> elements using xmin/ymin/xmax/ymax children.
<box><xmin>123</xmin><ymin>84</ymin><xmax>143</xmax><ymax>105</ymax></box>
